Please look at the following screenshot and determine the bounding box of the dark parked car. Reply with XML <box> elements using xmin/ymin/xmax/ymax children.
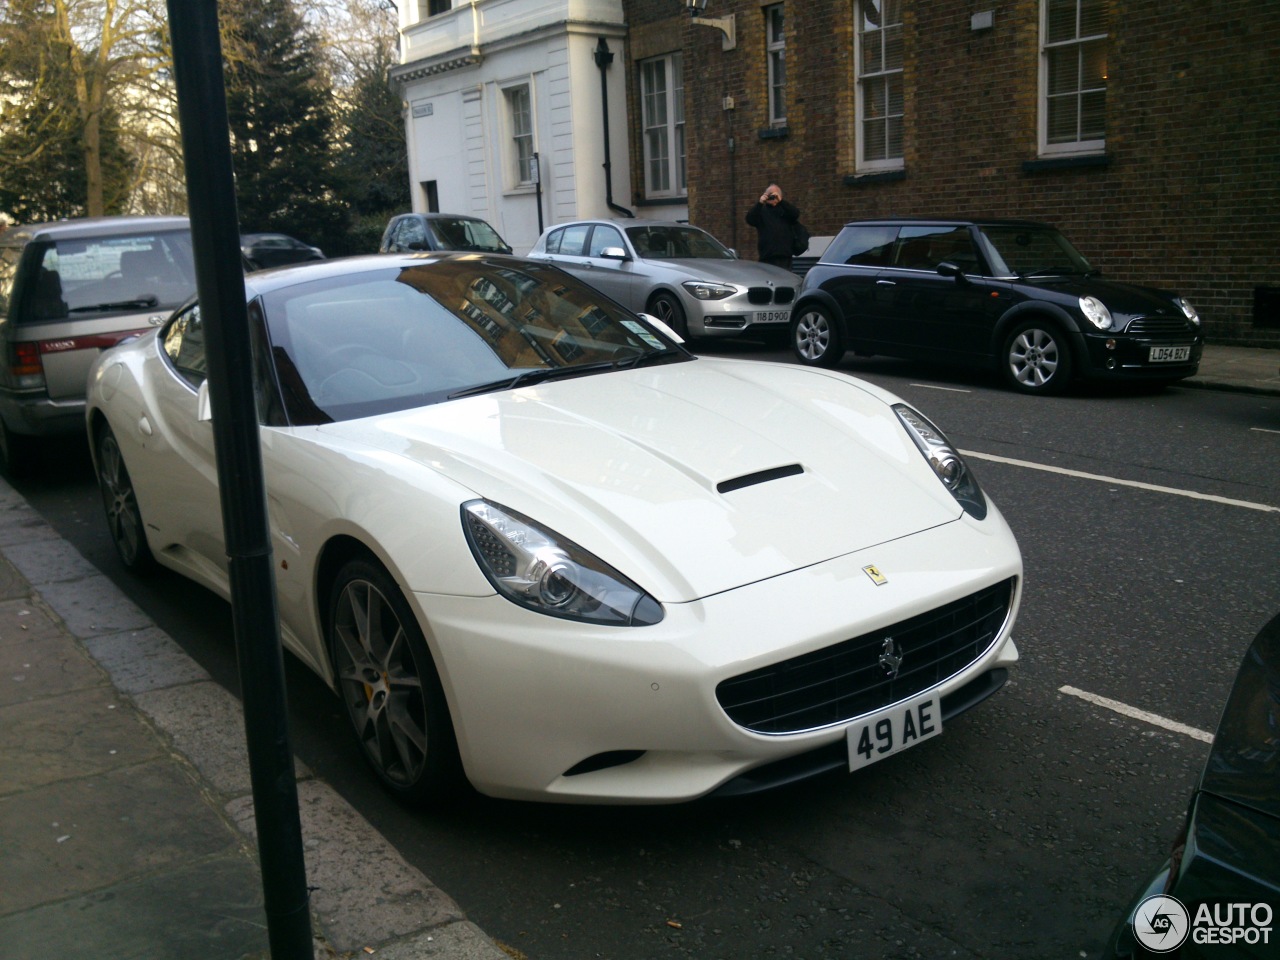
<box><xmin>1103</xmin><ymin>611</ymin><xmax>1280</xmax><ymax>959</ymax></box>
<box><xmin>240</xmin><ymin>232</ymin><xmax>324</xmax><ymax>269</ymax></box>
<box><xmin>0</xmin><ymin>215</ymin><xmax>197</xmax><ymax>472</ymax></box>
<box><xmin>379</xmin><ymin>213</ymin><xmax>511</xmax><ymax>255</ymax></box>
<box><xmin>790</xmin><ymin>219</ymin><xmax>1204</xmax><ymax>394</ymax></box>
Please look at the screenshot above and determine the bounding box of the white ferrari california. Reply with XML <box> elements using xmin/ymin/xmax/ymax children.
<box><xmin>86</xmin><ymin>252</ymin><xmax>1021</xmax><ymax>805</ymax></box>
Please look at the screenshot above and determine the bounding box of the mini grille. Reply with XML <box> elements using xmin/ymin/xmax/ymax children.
<box><xmin>716</xmin><ymin>578</ymin><xmax>1015</xmax><ymax>734</ymax></box>
<box><xmin>1124</xmin><ymin>317</ymin><xmax>1193</xmax><ymax>335</ymax></box>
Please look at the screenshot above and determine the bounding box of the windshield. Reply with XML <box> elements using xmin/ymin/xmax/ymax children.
<box><xmin>976</xmin><ymin>225</ymin><xmax>1094</xmax><ymax>278</ymax></box>
<box><xmin>624</xmin><ymin>225</ymin><xmax>734</xmax><ymax>260</ymax></box>
<box><xmin>262</xmin><ymin>258</ymin><xmax>689</xmax><ymax>424</ymax></box>
<box><xmin>19</xmin><ymin>229</ymin><xmax>197</xmax><ymax>323</ymax></box>
<box><xmin>426</xmin><ymin>218</ymin><xmax>509</xmax><ymax>253</ymax></box>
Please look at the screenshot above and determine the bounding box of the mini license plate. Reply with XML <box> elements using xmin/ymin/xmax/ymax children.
<box><xmin>1149</xmin><ymin>345</ymin><xmax>1191</xmax><ymax>363</ymax></box>
<box><xmin>846</xmin><ymin>696</ymin><xmax>943</xmax><ymax>773</ymax></box>
<box><xmin>754</xmin><ymin>310</ymin><xmax>791</xmax><ymax>324</ymax></box>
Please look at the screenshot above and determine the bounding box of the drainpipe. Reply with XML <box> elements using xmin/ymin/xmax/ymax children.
<box><xmin>594</xmin><ymin>37</ymin><xmax>634</xmax><ymax>219</ymax></box>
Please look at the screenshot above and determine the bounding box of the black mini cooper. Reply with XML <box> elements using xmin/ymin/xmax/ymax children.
<box><xmin>790</xmin><ymin>219</ymin><xmax>1203</xmax><ymax>394</ymax></box>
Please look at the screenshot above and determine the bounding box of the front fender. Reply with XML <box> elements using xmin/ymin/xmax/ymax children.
<box><xmin>990</xmin><ymin>301</ymin><xmax>1086</xmax><ymax>363</ymax></box>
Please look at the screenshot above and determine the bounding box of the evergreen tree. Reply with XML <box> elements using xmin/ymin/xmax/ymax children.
<box><xmin>334</xmin><ymin>33</ymin><xmax>409</xmax><ymax>253</ymax></box>
<box><xmin>0</xmin><ymin>0</ymin><xmax>139</xmax><ymax>222</ymax></box>
<box><xmin>222</xmin><ymin>0</ymin><xmax>350</xmax><ymax>253</ymax></box>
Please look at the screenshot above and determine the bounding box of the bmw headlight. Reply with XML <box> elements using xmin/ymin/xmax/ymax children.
<box><xmin>1175</xmin><ymin>297</ymin><xmax>1201</xmax><ymax>326</ymax></box>
<box><xmin>462</xmin><ymin>500</ymin><xmax>663</xmax><ymax>626</ymax></box>
<box><xmin>1079</xmin><ymin>295</ymin><xmax>1113</xmax><ymax>331</ymax></box>
<box><xmin>893</xmin><ymin>405</ymin><xmax>987</xmax><ymax>520</ymax></box>
<box><xmin>682</xmin><ymin>281</ymin><xmax>736</xmax><ymax>301</ymax></box>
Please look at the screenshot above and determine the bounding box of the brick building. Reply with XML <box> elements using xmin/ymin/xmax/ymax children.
<box><xmin>619</xmin><ymin>1</ymin><xmax>1279</xmax><ymax>345</ymax></box>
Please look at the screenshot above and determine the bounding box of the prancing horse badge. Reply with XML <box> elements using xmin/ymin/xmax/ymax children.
<box><xmin>863</xmin><ymin>564</ymin><xmax>887</xmax><ymax>586</ymax></box>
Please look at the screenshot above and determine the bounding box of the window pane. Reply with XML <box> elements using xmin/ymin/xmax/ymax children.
<box><xmin>863</xmin><ymin>29</ymin><xmax>883</xmax><ymax>74</ymax></box>
<box><xmin>886</xmin><ymin>115</ymin><xmax>903</xmax><ymax>157</ymax></box>
<box><xmin>1079</xmin><ymin>0</ymin><xmax>1107</xmax><ymax>36</ymax></box>
<box><xmin>768</xmin><ymin>5</ymin><xmax>784</xmax><ymax>43</ymax></box>
<box><xmin>1046</xmin><ymin>0</ymin><xmax>1077</xmax><ymax>44</ymax></box>
<box><xmin>885</xmin><ymin>73</ymin><xmax>903</xmax><ymax>115</ymax></box>
<box><xmin>864</xmin><ymin>119</ymin><xmax>886</xmax><ymax>160</ymax></box>
<box><xmin>1081</xmin><ymin>39</ymin><xmax>1107</xmax><ymax>87</ymax></box>
<box><xmin>1046</xmin><ymin>96</ymin><xmax>1077</xmax><ymax>142</ymax></box>
<box><xmin>1079</xmin><ymin>91</ymin><xmax>1105</xmax><ymax>139</ymax></box>
<box><xmin>1047</xmin><ymin>46</ymin><xmax>1078</xmax><ymax>96</ymax></box>
<box><xmin>883</xmin><ymin>24</ymin><xmax>903</xmax><ymax>71</ymax></box>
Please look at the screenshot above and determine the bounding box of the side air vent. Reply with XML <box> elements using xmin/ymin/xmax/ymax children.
<box><xmin>717</xmin><ymin>463</ymin><xmax>804</xmax><ymax>494</ymax></box>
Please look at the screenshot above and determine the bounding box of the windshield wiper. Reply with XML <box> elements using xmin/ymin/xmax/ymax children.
<box><xmin>448</xmin><ymin>361</ymin><xmax>619</xmax><ymax>399</ymax></box>
<box><xmin>615</xmin><ymin>347</ymin><xmax>686</xmax><ymax>369</ymax></box>
<box><xmin>448</xmin><ymin>351</ymin><xmax>685</xmax><ymax>400</ymax></box>
<box><xmin>69</xmin><ymin>295</ymin><xmax>159</xmax><ymax>313</ymax></box>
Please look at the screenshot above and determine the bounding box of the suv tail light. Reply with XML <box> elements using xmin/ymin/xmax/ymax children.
<box><xmin>6</xmin><ymin>341</ymin><xmax>46</xmax><ymax>390</ymax></box>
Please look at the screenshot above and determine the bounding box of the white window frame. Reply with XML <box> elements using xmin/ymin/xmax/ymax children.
<box><xmin>502</xmin><ymin>81</ymin><xmax>536</xmax><ymax>190</ymax></box>
<box><xmin>1039</xmin><ymin>0</ymin><xmax>1108</xmax><ymax>156</ymax></box>
<box><xmin>420</xmin><ymin>0</ymin><xmax>451</xmax><ymax>19</ymax></box>
<box><xmin>854</xmin><ymin>0</ymin><xmax>904</xmax><ymax>172</ymax></box>
<box><xmin>765</xmin><ymin>5</ymin><xmax>786</xmax><ymax>126</ymax></box>
<box><xmin>639</xmin><ymin>52</ymin><xmax>686</xmax><ymax>199</ymax></box>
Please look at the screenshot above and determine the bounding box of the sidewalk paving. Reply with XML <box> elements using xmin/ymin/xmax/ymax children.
<box><xmin>0</xmin><ymin>341</ymin><xmax>1275</xmax><ymax>960</ymax></box>
<box><xmin>0</xmin><ymin>483</ymin><xmax>510</xmax><ymax>960</ymax></box>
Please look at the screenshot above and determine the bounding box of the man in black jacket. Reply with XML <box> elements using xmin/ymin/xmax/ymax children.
<box><xmin>745</xmin><ymin>183</ymin><xmax>801</xmax><ymax>271</ymax></box>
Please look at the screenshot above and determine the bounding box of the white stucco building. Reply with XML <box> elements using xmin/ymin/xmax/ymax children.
<box><xmin>390</xmin><ymin>0</ymin><xmax>651</xmax><ymax>255</ymax></box>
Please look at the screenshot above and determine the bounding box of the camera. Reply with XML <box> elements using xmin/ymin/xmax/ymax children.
<box><xmin>766</xmin><ymin>192</ymin><xmax>779</xmax><ymax>202</ymax></box>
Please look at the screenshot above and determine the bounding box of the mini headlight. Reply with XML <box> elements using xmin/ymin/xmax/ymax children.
<box><xmin>682</xmin><ymin>281</ymin><xmax>736</xmax><ymax>301</ymax></box>
<box><xmin>893</xmin><ymin>404</ymin><xmax>987</xmax><ymax>520</ymax></box>
<box><xmin>462</xmin><ymin>500</ymin><xmax>663</xmax><ymax>625</ymax></box>
<box><xmin>1079</xmin><ymin>296</ymin><xmax>1113</xmax><ymax>331</ymax></box>
<box><xmin>1175</xmin><ymin>297</ymin><xmax>1201</xmax><ymax>326</ymax></box>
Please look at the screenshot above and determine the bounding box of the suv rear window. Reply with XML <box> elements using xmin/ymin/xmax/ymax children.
<box><xmin>20</xmin><ymin>229</ymin><xmax>196</xmax><ymax>324</ymax></box>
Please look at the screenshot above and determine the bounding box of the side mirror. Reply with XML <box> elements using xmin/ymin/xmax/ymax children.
<box><xmin>197</xmin><ymin>378</ymin><xmax>213</xmax><ymax>422</ymax></box>
<box><xmin>936</xmin><ymin>261</ymin><xmax>968</xmax><ymax>283</ymax></box>
<box><xmin>639</xmin><ymin>311</ymin><xmax>684</xmax><ymax>344</ymax></box>
<box><xmin>599</xmin><ymin>246</ymin><xmax>630</xmax><ymax>261</ymax></box>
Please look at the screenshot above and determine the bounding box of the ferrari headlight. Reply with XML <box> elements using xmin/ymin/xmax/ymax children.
<box><xmin>462</xmin><ymin>500</ymin><xmax>663</xmax><ymax>626</ymax></box>
<box><xmin>1175</xmin><ymin>297</ymin><xmax>1201</xmax><ymax>326</ymax></box>
<box><xmin>893</xmin><ymin>405</ymin><xmax>987</xmax><ymax>520</ymax></box>
<box><xmin>1079</xmin><ymin>295</ymin><xmax>1113</xmax><ymax>331</ymax></box>
<box><xmin>682</xmin><ymin>281</ymin><xmax>736</xmax><ymax>301</ymax></box>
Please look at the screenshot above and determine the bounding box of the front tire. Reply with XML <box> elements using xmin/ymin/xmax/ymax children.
<box><xmin>1002</xmin><ymin>320</ymin><xmax>1072</xmax><ymax>395</ymax></box>
<box><xmin>328</xmin><ymin>558</ymin><xmax>463</xmax><ymax>805</ymax></box>
<box><xmin>648</xmin><ymin>290</ymin><xmax>689</xmax><ymax>340</ymax></box>
<box><xmin>96</xmin><ymin>424</ymin><xmax>155</xmax><ymax>573</ymax></box>
<box><xmin>791</xmin><ymin>304</ymin><xmax>844</xmax><ymax>367</ymax></box>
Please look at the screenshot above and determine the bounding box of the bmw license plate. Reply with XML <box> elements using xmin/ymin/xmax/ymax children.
<box><xmin>847</xmin><ymin>696</ymin><xmax>942</xmax><ymax>772</ymax></box>
<box><xmin>754</xmin><ymin>310</ymin><xmax>790</xmax><ymax>324</ymax></box>
<box><xmin>1149</xmin><ymin>345</ymin><xmax>1191</xmax><ymax>363</ymax></box>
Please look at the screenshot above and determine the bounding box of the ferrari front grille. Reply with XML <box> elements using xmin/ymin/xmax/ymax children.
<box><xmin>716</xmin><ymin>578</ymin><xmax>1015</xmax><ymax>734</ymax></box>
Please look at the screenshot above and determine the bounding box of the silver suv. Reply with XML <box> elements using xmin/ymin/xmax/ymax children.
<box><xmin>0</xmin><ymin>216</ymin><xmax>196</xmax><ymax>472</ymax></box>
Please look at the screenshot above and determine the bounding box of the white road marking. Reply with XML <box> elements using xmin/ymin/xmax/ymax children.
<box><xmin>909</xmin><ymin>383</ymin><xmax>971</xmax><ymax>393</ymax></box>
<box><xmin>1251</xmin><ymin>427</ymin><xmax>1280</xmax><ymax>435</ymax></box>
<box><xmin>960</xmin><ymin>449</ymin><xmax>1280</xmax><ymax>513</ymax></box>
<box><xmin>1059</xmin><ymin>685</ymin><xmax>1213</xmax><ymax>743</ymax></box>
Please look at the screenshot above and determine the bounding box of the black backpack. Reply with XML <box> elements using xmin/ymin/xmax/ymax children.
<box><xmin>791</xmin><ymin>220</ymin><xmax>811</xmax><ymax>256</ymax></box>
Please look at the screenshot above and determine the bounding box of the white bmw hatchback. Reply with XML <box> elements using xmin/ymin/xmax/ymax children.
<box><xmin>86</xmin><ymin>253</ymin><xmax>1021</xmax><ymax>805</ymax></box>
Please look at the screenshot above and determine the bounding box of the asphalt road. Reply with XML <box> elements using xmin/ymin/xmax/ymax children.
<box><xmin>15</xmin><ymin>344</ymin><xmax>1280</xmax><ymax>960</ymax></box>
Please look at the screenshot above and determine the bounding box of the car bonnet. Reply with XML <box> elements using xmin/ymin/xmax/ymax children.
<box><xmin>1198</xmin><ymin>611</ymin><xmax>1280</xmax><ymax>822</ymax></box>
<box><xmin>317</xmin><ymin>359</ymin><xmax>968</xmax><ymax>602</ymax></box>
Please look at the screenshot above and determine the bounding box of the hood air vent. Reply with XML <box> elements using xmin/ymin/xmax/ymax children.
<box><xmin>717</xmin><ymin>463</ymin><xmax>804</xmax><ymax>494</ymax></box>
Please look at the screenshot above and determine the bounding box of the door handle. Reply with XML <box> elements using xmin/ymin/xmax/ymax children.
<box><xmin>876</xmin><ymin>279</ymin><xmax>897</xmax><ymax>286</ymax></box>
